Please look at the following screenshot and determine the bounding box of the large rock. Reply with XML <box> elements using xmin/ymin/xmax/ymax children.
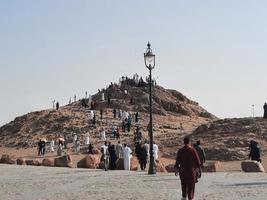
<box><xmin>241</xmin><ymin>160</ymin><xmax>265</xmax><ymax>172</ymax></box>
<box><xmin>55</xmin><ymin>155</ymin><xmax>73</xmax><ymax>168</ymax></box>
<box><xmin>16</xmin><ymin>158</ymin><xmax>26</xmax><ymax>165</ymax></box>
<box><xmin>155</xmin><ymin>160</ymin><xmax>167</xmax><ymax>173</ymax></box>
<box><xmin>130</xmin><ymin>156</ymin><xmax>139</xmax><ymax>171</ymax></box>
<box><xmin>42</xmin><ymin>158</ymin><xmax>55</xmax><ymax>167</ymax></box>
<box><xmin>77</xmin><ymin>155</ymin><xmax>100</xmax><ymax>169</ymax></box>
<box><xmin>165</xmin><ymin>164</ymin><xmax>176</xmax><ymax>173</ymax></box>
<box><xmin>202</xmin><ymin>161</ymin><xmax>221</xmax><ymax>172</ymax></box>
<box><xmin>0</xmin><ymin>154</ymin><xmax>16</xmax><ymax>164</ymax></box>
<box><xmin>26</xmin><ymin>159</ymin><xmax>41</xmax><ymax>166</ymax></box>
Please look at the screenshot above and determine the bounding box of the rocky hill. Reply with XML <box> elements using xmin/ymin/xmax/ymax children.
<box><xmin>0</xmin><ymin>80</ymin><xmax>216</xmax><ymax>152</ymax></box>
<box><xmin>190</xmin><ymin>117</ymin><xmax>267</xmax><ymax>161</ymax></box>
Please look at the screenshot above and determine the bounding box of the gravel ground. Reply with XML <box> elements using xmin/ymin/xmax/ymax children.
<box><xmin>0</xmin><ymin>164</ymin><xmax>267</xmax><ymax>200</ymax></box>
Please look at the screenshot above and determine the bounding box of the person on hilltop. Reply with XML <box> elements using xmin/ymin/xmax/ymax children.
<box><xmin>56</xmin><ymin>101</ymin><xmax>59</xmax><ymax>110</ymax></box>
<box><xmin>88</xmin><ymin>143</ymin><xmax>94</xmax><ymax>154</ymax></box>
<box><xmin>264</xmin><ymin>103</ymin><xmax>267</xmax><ymax>118</ymax></box>
<box><xmin>135</xmin><ymin>112</ymin><xmax>139</xmax><ymax>123</ymax></box>
<box><xmin>123</xmin><ymin>144</ymin><xmax>132</xmax><ymax>170</ymax></box>
<box><xmin>175</xmin><ymin>136</ymin><xmax>201</xmax><ymax>200</ymax></box>
<box><xmin>193</xmin><ymin>140</ymin><xmax>206</xmax><ymax>167</ymax></box>
<box><xmin>100</xmin><ymin>109</ymin><xmax>103</xmax><ymax>120</ymax></box>
<box><xmin>85</xmin><ymin>132</ymin><xmax>90</xmax><ymax>146</ymax></box>
<box><xmin>113</xmin><ymin>108</ymin><xmax>117</xmax><ymax>118</ymax></box>
<box><xmin>100</xmin><ymin>128</ymin><xmax>106</xmax><ymax>141</ymax></box>
<box><xmin>249</xmin><ymin>140</ymin><xmax>261</xmax><ymax>162</ymax></box>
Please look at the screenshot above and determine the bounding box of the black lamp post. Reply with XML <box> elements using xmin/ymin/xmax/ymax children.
<box><xmin>144</xmin><ymin>42</ymin><xmax>156</xmax><ymax>175</ymax></box>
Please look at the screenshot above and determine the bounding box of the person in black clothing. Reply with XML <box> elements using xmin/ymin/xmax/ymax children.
<box><xmin>135</xmin><ymin>112</ymin><xmax>139</xmax><ymax>123</ymax></box>
<box><xmin>41</xmin><ymin>140</ymin><xmax>46</xmax><ymax>156</ymax></box>
<box><xmin>138</xmin><ymin>143</ymin><xmax>148</xmax><ymax>170</ymax></box>
<box><xmin>88</xmin><ymin>143</ymin><xmax>94</xmax><ymax>154</ymax></box>
<box><xmin>109</xmin><ymin>144</ymin><xmax>117</xmax><ymax>170</ymax></box>
<box><xmin>264</xmin><ymin>103</ymin><xmax>267</xmax><ymax>118</ymax></box>
<box><xmin>113</xmin><ymin>108</ymin><xmax>116</xmax><ymax>118</ymax></box>
<box><xmin>93</xmin><ymin>114</ymin><xmax>96</xmax><ymax>125</ymax></box>
<box><xmin>100</xmin><ymin>109</ymin><xmax>103</xmax><ymax>120</ymax></box>
<box><xmin>249</xmin><ymin>140</ymin><xmax>261</xmax><ymax>162</ymax></box>
<box><xmin>56</xmin><ymin>102</ymin><xmax>59</xmax><ymax>110</ymax></box>
<box><xmin>38</xmin><ymin>139</ymin><xmax>42</xmax><ymax>155</ymax></box>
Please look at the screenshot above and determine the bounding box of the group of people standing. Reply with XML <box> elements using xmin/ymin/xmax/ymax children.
<box><xmin>100</xmin><ymin>141</ymin><xmax>132</xmax><ymax>171</ymax></box>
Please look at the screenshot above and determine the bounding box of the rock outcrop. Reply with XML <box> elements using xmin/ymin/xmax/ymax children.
<box><xmin>0</xmin><ymin>154</ymin><xmax>16</xmax><ymax>164</ymax></box>
<box><xmin>241</xmin><ymin>160</ymin><xmax>265</xmax><ymax>172</ymax></box>
<box><xmin>42</xmin><ymin>158</ymin><xmax>55</xmax><ymax>167</ymax></box>
<box><xmin>54</xmin><ymin>155</ymin><xmax>73</xmax><ymax>168</ymax></box>
<box><xmin>77</xmin><ymin>155</ymin><xmax>100</xmax><ymax>169</ymax></box>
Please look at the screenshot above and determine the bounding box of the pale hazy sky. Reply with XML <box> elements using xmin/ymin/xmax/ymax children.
<box><xmin>1</xmin><ymin>0</ymin><xmax>267</xmax><ymax>126</ymax></box>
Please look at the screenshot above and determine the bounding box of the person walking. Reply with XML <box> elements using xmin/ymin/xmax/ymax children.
<box><xmin>138</xmin><ymin>143</ymin><xmax>148</xmax><ymax>170</ymax></box>
<box><xmin>101</xmin><ymin>141</ymin><xmax>109</xmax><ymax>171</ymax></box>
<box><xmin>175</xmin><ymin>137</ymin><xmax>201</xmax><ymax>200</ymax></box>
<box><xmin>153</xmin><ymin>142</ymin><xmax>159</xmax><ymax>160</ymax></box>
<box><xmin>85</xmin><ymin>132</ymin><xmax>90</xmax><ymax>146</ymax></box>
<box><xmin>249</xmin><ymin>140</ymin><xmax>261</xmax><ymax>162</ymax></box>
<box><xmin>123</xmin><ymin>144</ymin><xmax>132</xmax><ymax>170</ymax></box>
<box><xmin>194</xmin><ymin>140</ymin><xmax>206</xmax><ymax>167</ymax></box>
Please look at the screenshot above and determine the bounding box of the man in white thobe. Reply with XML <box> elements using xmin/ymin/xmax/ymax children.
<box><xmin>50</xmin><ymin>139</ymin><xmax>55</xmax><ymax>152</ymax></box>
<box><xmin>153</xmin><ymin>142</ymin><xmax>159</xmax><ymax>160</ymax></box>
<box><xmin>123</xmin><ymin>144</ymin><xmax>132</xmax><ymax>170</ymax></box>
<box><xmin>100</xmin><ymin>129</ymin><xmax>106</xmax><ymax>141</ymax></box>
<box><xmin>85</xmin><ymin>132</ymin><xmax>90</xmax><ymax>145</ymax></box>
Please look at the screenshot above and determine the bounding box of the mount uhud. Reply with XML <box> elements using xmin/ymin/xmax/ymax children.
<box><xmin>1</xmin><ymin>78</ymin><xmax>266</xmax><ymax>161</ymax></box>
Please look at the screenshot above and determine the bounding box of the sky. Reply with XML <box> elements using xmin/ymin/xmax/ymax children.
<box><xmin>1</xmin><ymin>0</ymin><xmax>267</xmax><ymax>126</ymax></box>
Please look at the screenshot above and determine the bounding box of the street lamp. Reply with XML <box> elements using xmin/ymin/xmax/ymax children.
<box><xmin>144</xmin><ymin>42</ymin><xmax>156</xmax><ymax>175</ymax></box>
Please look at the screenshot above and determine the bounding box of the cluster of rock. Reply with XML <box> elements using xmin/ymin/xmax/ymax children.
<box><xmin>95</xmin><ymin>85</ymin><xmax>217</xmax><ymax>118</ymax></box>
<box><xmin>190</xmin><ymin>117</ymin><xmax>267</xmax><ymax>161</ymax></box>
<box><xmin>0</xmin><ymin>153</ymin><xmax>167</xmax><ymax>172</ymax></box>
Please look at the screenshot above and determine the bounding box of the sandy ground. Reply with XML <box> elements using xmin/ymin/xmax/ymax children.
<box><xmin>0</xmin><ymin>164</ymin><xmax>267</xmax><ymax>200</ymax></box>
<box><xmin>1</xmin><ymin>147</ymin><xmax>267</xmax><ymax>171</ymax></box>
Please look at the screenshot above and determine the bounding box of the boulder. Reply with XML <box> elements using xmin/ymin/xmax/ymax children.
<box><xmin>115</xmin><ymin>158</ymin><xmax>124</xmax><ymax>170</ymax></box>
<box><xmin>25</xmin><ymin>159</ymin><xmax>41</xmax><ymax>166</ymax></box>
<box><xmin>241</xmin><ymin>160</ymin><xmax>265</xmax><ymax>172</ymax></box>
<box><xmin>42</xmin><ymin>158</ymin><xmax>55</xmax><ymax>167</ymax></box>
<box><xmin>155</xmin><ymin>160</ymin><xmax>167</xmax><ymax>173</ymax></box>
<box><xmin>55</xmin><ymin>155</ymin><xmax>73</xmax><ymax>168</ymax></box>
<box><xmin>0</xmin><ymin>154</ymin><xmax>16</xmax><ymax>164</ymax></box>
<box><xmin>77</xmin><ymin>155</ymin><xmax>100</xmax><ymax>169</ymax></box>
<box><xmin>130</xmin><ymin>156</ymin><xmax>139</xmax><ymax>171</ymax></box>
<box><xmin>202</xmin><ymin>161</ymin><xmax>221</xmax><ymax>172</ymax></box>
<box><xmin>165</xmin><ymin>164</ymin><xmax>176</xmax><ymax>173</ymax></box>
<box><xmin>16</xmin><ymin>158</ymin><xmax>26</xmax><ymax>165</ymax></box>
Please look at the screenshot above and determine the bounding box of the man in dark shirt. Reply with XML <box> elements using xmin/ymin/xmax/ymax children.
<box><xmin>175</xmin><ymin>137</ymin><xmax>201</xmax><ymax>200</ymax></box>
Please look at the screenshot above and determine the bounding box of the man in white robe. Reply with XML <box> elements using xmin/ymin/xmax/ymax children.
<box><xmin>123</xmin><ymin>144</ymin><xmax>132</xmax><ymax>170</ymax></box>
<box><xmin>85</xmin><ymin>132</ymin><xmax>90</xmax><ymax>145</ymax></box>
<box><xmin>100</xmin><ymin>129</ymin><xmax>106</xmax><ymax>141</ymax></box>
<box><xmin>153</xmin><ymin>142</ymin><xmax>159</xmax><ymax>160</ymax></box>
